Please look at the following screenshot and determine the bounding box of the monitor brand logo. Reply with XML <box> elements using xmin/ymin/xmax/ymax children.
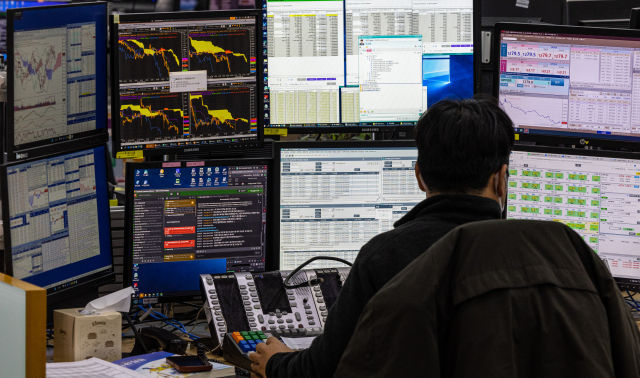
<box><xmin>184</xmin><ymin>148</ymin><xmax>200</xmax><ymax>152</ymax></box>
<box><xmin>16</xmin><ymin>153</ymin><xmax>28</xmax><ymax>160</ymax></box>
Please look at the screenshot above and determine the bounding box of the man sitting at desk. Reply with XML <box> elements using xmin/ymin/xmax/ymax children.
<box><xmin>249</xmin><ymin>97</ymin><xmax>515</xmax><ymax>378</ymax></box>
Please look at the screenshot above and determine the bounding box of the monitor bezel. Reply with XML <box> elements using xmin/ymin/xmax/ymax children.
<box><xmin>5</xmin><ymin>2</ymin><xmax>109</xmax><ymax>163</ymax></box>
<box><xmin>0</xmin><ymin>144</ymin><xmax>115</xmax><ymax>305</ymax></box>
<box><xmin>262</xmin><ymin>0</ymin><xmax>482</xmax><ymax>134</ymax></box>
<box><xmin>124</xmin><ymin>157</ymin><xmax>273</xmax><ymax>305</ymax></box>
<box><xmin>493</xmin><ymin>22</ymin><xmax>640</xmax><ymax>149</ymax></box>
<box><xmin>110</xmin><ymin>9</ymin><xmax>264</xmax><ymax>159</ymax></box>
<box><xmin>271</xmin><ymin>140</ymin><xmax>419</xmax><ymax>270</ymax></box>
<box><xmin>511</xmin><ymin>144</ymin><xmax>640</xmax><ymax>290</ymax></box>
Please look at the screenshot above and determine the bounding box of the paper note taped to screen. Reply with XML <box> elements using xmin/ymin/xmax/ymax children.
<box><xmin>169</xmin><ymin>71</ymin><xmax>207</xmax><ymax>92</ymax></box>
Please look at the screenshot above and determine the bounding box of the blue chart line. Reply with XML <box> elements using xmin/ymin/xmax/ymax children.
<box><xmin>29</xmin><ymin>189</ymin><xmax>47</xmax><ymax>207</ymax></box>
<box><xmin>500</xmin><ymin>98</ymin><xmax>564</xmax><ymax>126</ymax></box>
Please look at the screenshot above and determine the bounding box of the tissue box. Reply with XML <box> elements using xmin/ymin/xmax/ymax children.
<box><xmin>53</xmin><ymin>308</ymin><xmax>122</xmax><ymax>362</ymax></box>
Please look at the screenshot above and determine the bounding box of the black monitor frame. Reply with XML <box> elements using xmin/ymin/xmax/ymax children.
<box><xmin>124</xmin><ymin>157</ymin><xmax>273</xmax><ymax>304</ymax></box>
<box><xmin>494</xmin><ymin>22</ymin><xmax>640</xmax><ymax>149</ymax></box>
<box><xmin>0</xmin><ymin>144</ymin><xmax>115</xmax><ymax>305</ymax></box>
<box><xmin>262</xmin><ymin>0</ymin><xmax>482</xmax><ymax>134</ymax></box>
<box><xmin>271</xmin><ymin>140</ymin><xmax>418</xmax><ymax>270</ymax></box>
<box><xmin>631</xmin><ymin>7</ymin><xmax>640</xmax><ymax>30</ymax></box>
<box><xmin>110</xmin><ymin>9</ymin><xmax>264</xmax><ymax>158</ymax></box>
<box><xmin>5</xmin><ymin>2</ymin><xmax>109</xmax><ymax>163</ymax></box>
<box><xmin>510</xmin><ymin>144</ymin><xmax>640</xmax><ymax>291</ymax></box>
<box><xmin>564</xmin><ymin>0</ymin><xmax>640</xmax><ymax>27</ymax></box>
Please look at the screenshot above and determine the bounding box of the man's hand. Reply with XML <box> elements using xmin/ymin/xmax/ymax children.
<box><xmin>249</xmin><ymin>337</ymin><xmax>294</xmax><ymax>377</ymax></box>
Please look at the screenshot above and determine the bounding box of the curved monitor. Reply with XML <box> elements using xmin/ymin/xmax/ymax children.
<box><xmin>110</xmin><ymin>10</ymin><xmax>264</xmax><ymax>158</ymax></box>
<box><xmin>6</xmin><ymin>2</ymin><xmax>109</xmax><ymax>162</ymax></box>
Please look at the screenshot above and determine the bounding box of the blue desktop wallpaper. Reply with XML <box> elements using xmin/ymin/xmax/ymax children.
<box><xmin>423</xmin><ymin>54</ymin><xmax>474</xmax><ymax>108</ymax></box>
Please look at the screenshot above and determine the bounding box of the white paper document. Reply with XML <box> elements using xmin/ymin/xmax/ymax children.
<box><xmin>281</xmin><ymin>336</ymin><xmax>318</xmax><ymax>350</ymax></box>
<box><xmin>47</xmin><ymin>357</ymin><xmax>147</xmax><ymax>378</ymax></box>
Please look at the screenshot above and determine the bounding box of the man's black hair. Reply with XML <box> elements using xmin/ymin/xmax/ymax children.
<box><xmin>415</xmin><ymin>96</ymin><xmax>515</xmax><ymax>193</ymax></box>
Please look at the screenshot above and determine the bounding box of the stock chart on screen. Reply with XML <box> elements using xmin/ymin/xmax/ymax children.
<box><xmin>113</xmin><ymin>12</ymin><xmax>260</xmax><ymax>156</ymax></box>
<box><xmin>497</xmin><ymin>25</ymin><xmax>640</xmax><ymax>144</ymax></box>
<box><xmin>8</xmin><ymin>3</ymin><xmax>108</xmax><ymax>160</ymax></box>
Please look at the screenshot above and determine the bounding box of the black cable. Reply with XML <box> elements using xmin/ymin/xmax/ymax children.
<box><xmin>283</xmin><ymin>256</ymin><xmax>352</xmax><ymax>289</ymax></box>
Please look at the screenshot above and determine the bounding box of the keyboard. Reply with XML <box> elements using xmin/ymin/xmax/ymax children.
<box><xmin>222</xmin><ymin>329</ymin><xmax>323</xmax><ymax>372</ymax></box>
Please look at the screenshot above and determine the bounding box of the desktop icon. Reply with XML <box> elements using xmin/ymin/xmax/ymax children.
<box><xmin>160</xmin><ymin>169</ymin><xmax>165</xmax><ymax>174</ymax></box>
<box><xmin>136</xmin><ymin>181</ymin><xmax>140</xmax><ymax>185</ymax></box>
<box><xmin>143</xmin><ymin>180</ymin><xmax>148</xmax><ymax>185</ymax></box>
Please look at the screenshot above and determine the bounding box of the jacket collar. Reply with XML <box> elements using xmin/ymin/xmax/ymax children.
<box><xmin>394</xmin><ymin>194</ymin><xmax>503</xmax><ymax>228</ymax></box>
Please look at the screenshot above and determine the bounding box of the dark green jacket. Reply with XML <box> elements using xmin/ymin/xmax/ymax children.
<box><xmin>336</xmin><ymin>219</ymin><xmax>640</xmax><ymax>378</ymax></box>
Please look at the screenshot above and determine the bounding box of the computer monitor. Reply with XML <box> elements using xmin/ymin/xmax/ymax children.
<box><xmin>0</xmin><ymin>145</ymin><xmax>115</xmax><ymax>305</ymax></box>
<box><xmin>6</xmin><ymin>2</ymin><xmax>108</xmax><ymax>162</ymax></box>
<box><xmin>494</xmin><ymin>22</ymin><xmax>640</xmax><ymax>148</ymax></box>
<box><xmin>481</xmin><ymin>0</ymin><xmax>564</xmax><ymax>26</ymax></box>
<box><xmin>0</xmin><ymin>1</ymin><xmax>70</xmax><ymax>54</ymax></box>
<box><xmin>273</xmin><ymin>141</ymin><xmax>423</xmax><ymax>270</ymax></box>
<box><xmin>125</xmin><ymin>158</ymin><xmax>270</xmax><ymax>304</ymax></box>
<box><xmin>565</xmin><ymin>0</ymin><xmax>640</xmax><ymax>28</ymax></box>
<box><xmin>631</xmin><ymin>7</ymin><xmax>640</xmax><ymax>29</ymax></box>
<box><xmin>262</xmin><ymin>0</ymin><xmax>480</xmax><ymax>133</ymax></box>
<box><xmin>507</xmin><ymin>145</ymin><xmax>640</xmax><ymax>290</ymax></box>
<box><xmin>111</xmin><ymin>10</ymin><xmax>263</xmax><ymax>158</ymax></box>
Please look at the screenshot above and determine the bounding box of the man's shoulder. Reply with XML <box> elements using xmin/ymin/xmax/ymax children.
<box><xmin>356</xmin><ymin>215</ymin><xmax>456</xmax><ymax>265</ymax></box>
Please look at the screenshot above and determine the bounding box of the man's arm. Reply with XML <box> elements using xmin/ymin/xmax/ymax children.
<box><xmin>249</xmin><ymin>251</ymin><xmax>380</xmax><ymax>378</ymax></box>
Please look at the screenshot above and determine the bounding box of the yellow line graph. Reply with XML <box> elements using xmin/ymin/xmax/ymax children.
<box><xmin>190</xmin><ymin>94</ymin><xmax>248</xmax><ymax>130</ymax></box>
<box><xmin>119</xmin><ymin>39</ymin><xmax>180</xmax><ymax>73</ymax></box>
<box><xmin>189</xmin><ymin>37</ymin><xmax>247</xmax><ymax>72</ymax></box>
<box><xmin>120</xmin><ymin>100</ymin><xmax>183</xmax><ymax>134</ymax></box>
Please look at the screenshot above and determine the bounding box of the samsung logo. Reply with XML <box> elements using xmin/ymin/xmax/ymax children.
<box><xmin>184</xmin><ymin>148</ymin><xmax>200</xmax><ymax>152</ymax></box>
<box><xmin>16</xmin><ymin>153</ymin><xmax>28</xmax><ymax>160</ymax></box>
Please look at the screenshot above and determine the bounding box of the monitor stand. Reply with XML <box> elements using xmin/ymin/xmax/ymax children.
<box><xmin>47</xmin><ymin>288</ymin><xmax>99</xmax><ymax>324</ymax></box>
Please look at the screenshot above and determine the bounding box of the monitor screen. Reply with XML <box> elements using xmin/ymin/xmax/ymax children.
<box><xmin>0</xmin><ymin>1</ymin><xmax>69</xmax><ymax>54</ymax></box>
<box><xmin>496</xmin><ymin>24</ymin><xmax>640</xmax><ymax>145</ymax></box>
<box><xmin>262</xmin><ymin>0</ymin><xmax>476</xmax><ymax>132</ymax></box>
<box><xmin>276</xmin><ymin>142</ymin><xmax>423</xmax><ymax>270</ymax></box>
<box><xmin>6</xmin><ymin>3</ymin><xmax>108</xmax><ymax>161</ymax></box>
<box><xmin>1</xmin><ymin>145</ymin><xmax>114</xmax><ymax>300</ymax></box>
<box><xmin>127</xmin><ymin>159</ymin><xmax>269</xmax><ymax>303</ymax></box>
<box><xmin>507</xmin><ymin>146</ymin><xmax>640</xmax><ymax>288</ymax></box>
<box><xmin>112</xmin><ymin>11</ymin><xmax>263</xmax><ymax>158</ymax></box>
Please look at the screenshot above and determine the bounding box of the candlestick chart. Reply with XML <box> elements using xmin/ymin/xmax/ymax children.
<box><xmin>119</xmin><ymin>92</ymin><xmax>185</xmax><ymax>141</ymax></box>
<box><xmin>189</xmin><ymin>29</ymin><xmax>252</xmax><ymax>77</ymax></box>
<box><xmin>189</xmin><ymin>87</ymin><xmax>252</xmax><ymax>134</ymax></box>
<box><xmin>118</xmin><ymin>32</ymin><xmax>182</xmax><ymax>81</ymax></box>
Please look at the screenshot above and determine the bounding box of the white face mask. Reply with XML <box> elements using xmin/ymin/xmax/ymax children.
<box><xmin>495</xmin><ymin>171</ymin><xmax>508</xmax><ymax>214</ymax></box>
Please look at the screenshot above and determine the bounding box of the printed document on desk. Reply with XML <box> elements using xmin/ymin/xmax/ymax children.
<box><xmin>46</xmin><ymin>357</ymin><xmax>147</xmax><ymax>377</ymax></box>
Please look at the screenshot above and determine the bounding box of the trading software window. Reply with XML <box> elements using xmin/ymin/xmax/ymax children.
<box><xmin>508</xmin><ymin>151</ymin><xmax>640</xmax><ymax>280</ymax></box>
<box><xmin>279</xmin><ymin>147</ymin><xmax>424</xmax><ymax>269</ymax></box>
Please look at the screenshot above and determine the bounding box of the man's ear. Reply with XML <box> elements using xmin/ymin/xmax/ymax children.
<box><xmin>415</xmin><ymin>163</ymin><xmax>427</xmax><ymax>192</ymax></box>
<box><xmin>495</xmin><ymin>164</ymin><xmax>509</xmax><ymax>198</ymax></box>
